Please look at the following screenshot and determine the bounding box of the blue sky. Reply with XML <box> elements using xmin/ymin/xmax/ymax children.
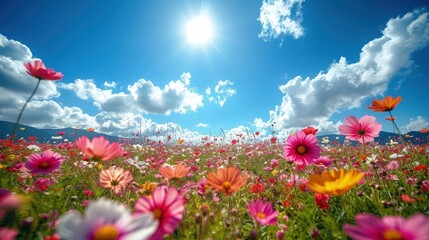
<box><xmin>1</xmin><ymin>0</ymin><xmax>429</xmax><ymax>142</ymax></box>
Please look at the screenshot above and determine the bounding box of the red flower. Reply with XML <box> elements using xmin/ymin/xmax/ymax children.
<box><xmin>301</xmin><ymin>126</ymin><xmax>318</xmax><ymax>135</ymax></box>
<box><xmin>251</xmin><ymin>183</ymin><xmax>264</xmax><ymax>194</ymax></box>
<box><xmin>414</xmin><ymin>164</ymin><xmax>427</xmax><ymax>171</ymax></box>
<box><xmin>314</xmin><ymin>193</ymin><xmax>330</xmax><ymax>210</ymax></box>
<box><xmin>270</xmin><ymin>137</ymin><xmax>277</xmax><ymax>144</ymax></box>
<box><xmin>25</xmin><ymin>60</ymin><xmax>63</xmax><ymax>80</ymax></box>
<box><xmin>385</xmin><ymin>116</ymin><xmax>396</xmax><ymax>121</ymax></box>
<box><xmin>28</xmin><ymin>136</ymin><xmax>37</xmax><ymax>141</ymax></box>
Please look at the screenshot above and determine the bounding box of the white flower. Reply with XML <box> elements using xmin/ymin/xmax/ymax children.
<box><xmin>27</xmin><ymin>145</ymin><xmax>41</xmax><ymax>152</ymax></box>
<box><xmin>57</xmin><ymin>198</ymin><xmax>158</xmax><ymax>240</ymax></box>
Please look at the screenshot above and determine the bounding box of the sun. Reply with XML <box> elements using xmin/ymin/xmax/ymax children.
<box><xmin>185</xmin><ymin>15</ymin><xmax>214</xmax><ymax>45</ymax></box>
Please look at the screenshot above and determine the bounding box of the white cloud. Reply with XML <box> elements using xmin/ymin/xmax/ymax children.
<box><xmin>103</xmin><ymin>81</ymin><xmax>117</xmax><ymax>88</ymax></box>
<box><xmin>256</xmin><ymin>10</ymin><xmax>429</xmax><ymax>135</ymax></box>
<box><xmin>206</xmin><ymin>80</ymin><xmax>236</xmax><ymax>107</ymax></box>
<box><xmin>400</xmin><ymin>116</ymin><xmax>429</xmax><ymax>133</ymax></box>
<box><xmin>197</xmin><ymin>123</ymin><xmax>209</xmax><ymax>128</ymax></box>
<box><xmin>0</xmin><ymin>33</ymin><xmax>207</xmax><ymax>142</ymax></box>
<box><xmin>258</xmin><ymin>0</ymin><xmax>305</xmax><ymax>43</ymax></box>
<box><xmin>58</xmin><ymin>72</ymin><xmax>203</xmax><ymax>115</ymax></box>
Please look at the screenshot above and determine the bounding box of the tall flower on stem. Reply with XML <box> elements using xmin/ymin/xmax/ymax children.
<box><xmin>368</xmin><ymin>96</ymin><xmax>404</xmax><ymax>142</ymax></box>
<box><xmin>338</xmin><ymin>115</ymin><xmax>381</xmax><ymax>154</ymax></box>
<box><xmin>11</xmin><ymin>60</ymin><xmax>63</xmax><ymax>140</ymax></box>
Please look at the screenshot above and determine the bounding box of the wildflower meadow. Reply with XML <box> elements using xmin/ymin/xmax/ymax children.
<box><xmin>1</xmin><ymin>60</ymin><xmax>429</xmax><ymax>240</ymax></box>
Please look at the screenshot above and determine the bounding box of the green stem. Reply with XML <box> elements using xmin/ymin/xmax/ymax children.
<box><xmin>388</xmin><ymin>111</ymin><xmax>406</xmax><ymax>145</ymax></box>
<box><xmin>11</xmin><ymin>79</ymin><xmax>41</xmax><ymax>141</ymax></box>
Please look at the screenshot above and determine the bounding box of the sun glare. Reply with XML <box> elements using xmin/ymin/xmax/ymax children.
<box><xmin>186</xmin><ymin>15</ymin><xmax>213</xmax><ymax>45</ymax></box>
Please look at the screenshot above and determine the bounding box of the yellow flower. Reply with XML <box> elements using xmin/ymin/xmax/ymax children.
<box><xmin>8</xmin><ymin>154</ymin><xmax>16</xmax><ymax>161</ymax></box>
<box><xmin>0</xmin><ymin>164</ymin><xmax>4</xmax><ymax>169</ymax></box>
<box><xmin>141</xmin><ymin>181</ymin><xmax>158</xmax><ymax>196</ymax></box>
<box><xmin>271</xmin><ymin>169</ymin><xmax>278</xmax><ymax>175</ymax></box>
<box><xmin>307</xmin><ymin>169</ymin><xmax>363</xmax><ymax>196</ymax></box>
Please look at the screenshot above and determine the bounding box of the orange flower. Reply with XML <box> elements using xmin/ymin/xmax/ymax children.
<box><xmin>307</xmin><ymin>169</ymin><xmax>363</xmax><ymax>196</ymax></box>
<box><xmin>159</xmin><ymin>164</ymin><xmax>190</xmax><ymax>180</ymax></box>
<box><xmin>367</xmin><ymin>96</ymin><xmax>402</xmax><ymax>112</ymax></box>
<box><xmin>206</xmin><ymin>167</ymin><xmax>247</xmax><ymax>195</ymax></box>
<box><xmin>177</xmin><ymin>139</ymin><xmax>184</xmax><ymax>144</ymax></box>
<box><xmin>420</xmin><ymin>128</ymin><xmax>429</xmax><ymax>134</ymax></box>
<box><xmin>87</xmin><ymin>128</ymin><xmax>95</xmax><ymax>132</ymax></box>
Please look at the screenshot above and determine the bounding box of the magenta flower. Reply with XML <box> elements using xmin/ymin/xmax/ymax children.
<box><xmin>135</xmin><ymin>186</ymin><xmax>185</xmax><ymax>240</ymax></box>
<box><xmin>343</xmin><ymin>213</ymin><xmax>429</xmax><ymax>240</ymax></box>
<box><xmin>25</xmin><ymin>150</ymin><xmax>63</xmax><ymax>174</ymax></box>
<box><xmin>338</xmin><ymin>116</ymin><xmax>382</xmax><ymax>144</ymax></box>
<box><xmin>247</xmin><ymin>199</ymin><xmax>278</xmax><ymax>226</ymax></box>
<box><xmin>0</xmin><ymin>227</ymin><xmax>18</xmax><ymax>240</ymax></box>
<box><xmin>283</xmin><ymin>131</ymin><xmax>321</xmax><ymax>167</ymax></box>
<box><xmin>75</xmin><ymin>136</ymin><xmax>122</xmax><ymax>161</ymax></box>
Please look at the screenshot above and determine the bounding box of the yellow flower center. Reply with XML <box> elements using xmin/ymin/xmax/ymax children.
<box><xmin>93</xmin><ymin>225</ymin><xmax>120</xmax><ymax>240</ymax></box>
<box><xmin>256</xmin><ymin>212</ymin><xmax>266</xmax><ymax>219</ymax></box>
<box><xmin>222</xmin><ymin>181</ymin><xmax>232</xmax><ymax>190</ymax></box>
<box><xmin>296</xmin><ymin>145</ymin><xmax>307</xmax><ymax>154</ymax></box>
<box><xmin>153</xmin><ymin>208</ymin><xmax>162</xmax><ymax>219</ymax></box>
<box><xmin>40</xmin><ymin>161</ymin><xmax>50</xmax><ymax>168</ymax></box>
<box><xmin>383</xmin><ymin>229</ymin><xmax>403</xmax><ymax>240</ymax></box>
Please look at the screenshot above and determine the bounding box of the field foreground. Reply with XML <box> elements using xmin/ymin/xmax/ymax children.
<box><xmin>1</xmin><ymin>134</ymin><xmax>429</xmax><ymax>239</ymax></box>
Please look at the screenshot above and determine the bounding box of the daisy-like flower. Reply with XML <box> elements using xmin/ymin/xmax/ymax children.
<box><xmin>367</xmin><ymin>96</ymin><xmax>402</xmax><ymax>112</ymax></box>
<box><xmin>159</xmin><ymin>164</ymin><xmax>190</xmax><ymax>180</ymax></box>
<box><xmin>57</xmin><ymin>198</ymin><xmax>158</xmax><ymax>240</ymax></box>
<box><xmin>135</xmin><ymin>186</ymin><xmax>185</xmax><ymax>240</ymax></box>
<box><xmin>338</xmin><ymin>116</ymin><xmax>382</xmax><ymax>144</ymax></box>
<box><xmin>307</xmin><ymin>169</ymin><xmax>364</xmax><ymax>196</ymax></box>
<box><xmin>75</xmin><ymin>136</ymin><xmax>122</xmax><ymax>161</ymax></box>
<box><xmin>25</xmin><ymin>150</ymin><xmax>63</xmax><ymax>174</ymax></box>
<box><xmin>283</xmin><ymin>131</ymin><xmax>321</xmax><ymax>167</ymax></box>
<box><xmin>206</xmin><ymin>167</ymin><xmax>247</xmax><ymax>195</ymax></box>
<box><xmin>343</xmin><ymin>213</ymin><xmax>429</xmax><ymax>240</ymax></box>
<box><xmin>100</xmin><ymin>166</ymin><xmax>134</xmax><ymax>195</ymax></box>
<box><xmin>247</xmin><ymin>199</ymin><xmax>278</xmax><ymax>226</ymax></box>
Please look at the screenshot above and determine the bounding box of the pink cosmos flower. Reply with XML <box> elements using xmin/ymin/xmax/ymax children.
<box><xmin>135</xmin><ymin>186</ymin><xmax>185</xmax><ymax>240</ymax></box>
<box><xmin>338</xmin><ymin>116</ymin><xmax>382</xmax><ymax>144</ymax></box>
<box><xmin>99</xmin><ymin>166</ymin><xmax>134</xmax><ymax>195</ymax></box>
<box><xmin>283</xmin><ymin>131</ymin><xmax>321</xmax><ymax>167</ymax></box>
<box><xmin>25</xmin><ymin>150</ymin><xmax>63</xmax><ymax>174</ymax></box>
<box><xmin>57</xmin><ymin>198</ymin><xmax>158</xmax><ymax>240</ymax></box>
<box><xmin>343</xmin><ymin>213</ymin><xmax>429</xmax><ymax>240</ymax></box>
<box><xmin>25</xmin><ymin>60</ymin><xmax>63</xmax><ymax>80</ymax></box>
<box><xmin>247</xmin><ymin>199</ymin><xmax>278</xmax><ymax>226</ymax></box>
<box><xmin>75</xmin><ymin>136</ymin><xmax>122</xmax><ymax>161</ymax></box>
<box><xmin>0</xmin><ymin>227</ymin><xmax>18</xmax><ymax>240</ymax></box>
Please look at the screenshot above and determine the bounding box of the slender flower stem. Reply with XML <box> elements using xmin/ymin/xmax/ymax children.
<box><xmin>388</xmin><ymin>111</ymin><xmax>406</xmax><ymax>145</ymax></box>
<box><xmin>11</xmin><ymin>79</ymin><xmax>41</xmax><ymax>140</ymax></box>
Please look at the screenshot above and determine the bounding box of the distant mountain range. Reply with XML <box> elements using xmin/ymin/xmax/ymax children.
<box><xmin>0</xmin><ymin>120</ymin><xmax>428</xmax><ymax>145</ymax></box>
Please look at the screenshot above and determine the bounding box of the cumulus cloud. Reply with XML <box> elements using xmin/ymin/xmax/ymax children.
<box><xmin>258</xmin><ymin>0</ymin><xmax>305</xmax><ymax>43</ymax></box>
<box><xmin>58</xmin><ymin>72</ymin><xmax>203</xmax><ymax>115</ymax></box>
<box><xmin>400</xmin><ymin>116</ymin><xmax>429</xmax><ymax>133</ymax></box>
<box><xmin>103</xmin><ymin>81</ymin><xmax>116</xmax><ymax>88</ymax></box>
<box><xmin>255</xmin><ymin>10</ymin><xmax>429</xmax><ymax>135</ymax></box>
<box><xmin>206</xmin><ymin>80</ymin><xmax>236</xmax><ymax>107</ymax></box>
